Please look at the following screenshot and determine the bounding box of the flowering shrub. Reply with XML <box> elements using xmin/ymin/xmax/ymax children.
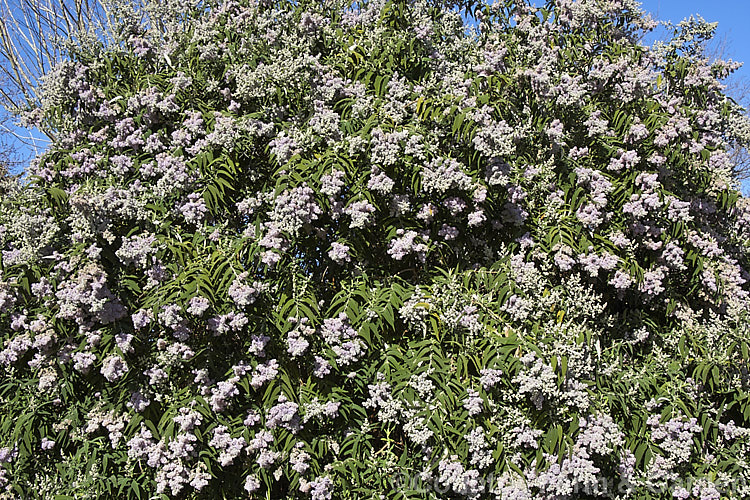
<box><xmin>1</xmin><ymin>0</ymin><xmax>750</xmax><ymax>498</ymax></box>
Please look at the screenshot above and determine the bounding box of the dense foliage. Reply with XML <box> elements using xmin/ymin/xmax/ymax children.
<box><xmin>1</xmin><ymin>0</ymin><xmax>750</xmax><ymax>498</ymax></box>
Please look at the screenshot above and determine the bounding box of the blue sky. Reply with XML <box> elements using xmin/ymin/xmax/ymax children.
<box><xmin>638</xmin><ymin>0</ymin><xmax>750</xmax><ymax>95</ymax></box>
<box><xmin>637</xmin><ymin>0</ymin><xmax>750</xmax><ymax>194</ymax></box>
